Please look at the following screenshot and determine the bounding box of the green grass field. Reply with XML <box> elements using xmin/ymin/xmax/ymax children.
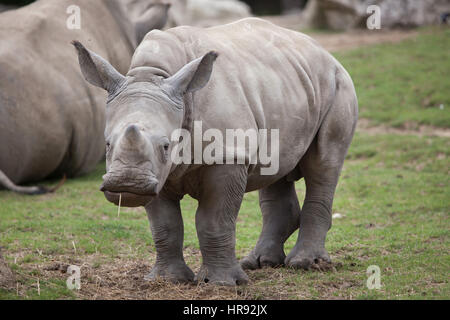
<box><xmin>334</xmin><ymin>27</ymin><xmax>450</xmax><ymax>128</ymax></box>
<box><xmin>0</xmin><ymin>28</ymin><xmax>449</xmax><ymax>300</ymax></box>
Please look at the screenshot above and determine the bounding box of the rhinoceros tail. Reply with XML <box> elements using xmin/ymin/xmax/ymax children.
<box><xmin>0</xmin><ymin>170</ymin><xmax>66</xmax><ymax>195</ymax></box>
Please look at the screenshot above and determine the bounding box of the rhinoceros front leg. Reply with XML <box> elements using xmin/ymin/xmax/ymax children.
<box><xmin>195</xmin><ymin>165</ymin><xmax>249</xmax><ymax>285</ymax></box>
<box><xmin>241</xmin><ymin>177</ymin><xmax>300</xmax><ymax>269</ymax></box>
<box><xmin>144</xmin><ymin>193</ymin><xmax>195</xmax><ymax>283</ymax></box>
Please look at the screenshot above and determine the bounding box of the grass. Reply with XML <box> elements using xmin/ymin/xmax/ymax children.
<box><xmin>0</xmin><ymin>28</ymin><xmax>449</xmax><ymax>300</ymax></box>
<box><xmin>334</xmin><ymin>27</ymin><xmax>450</xmax><ymax>128</ymax></box>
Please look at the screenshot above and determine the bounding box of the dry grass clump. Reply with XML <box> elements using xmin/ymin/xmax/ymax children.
<box><xmin>0</xmin><ymin>249</ymin><xmax>16</xmax><ymax>290</ymax></box>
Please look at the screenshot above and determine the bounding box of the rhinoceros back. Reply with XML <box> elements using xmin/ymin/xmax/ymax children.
<box><xmin>132</xmin><ymin>18</ymin><xmax>349</xmax><ymax>185</ymax></box>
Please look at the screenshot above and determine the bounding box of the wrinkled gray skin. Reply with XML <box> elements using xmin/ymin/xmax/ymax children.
<box><xmin>74</xmin><ymin>18</ymin><xmax>358</xmax><ymax>285</ymax></box>
<box><xmin>127</xmin><ymin>0</ymin><xmax>189</xmax><ymax>28</ymax></box>
<box><xmin>0</xmin><ymin>0</ymin><xmax>170</xmax><ymax>194</ymax></box>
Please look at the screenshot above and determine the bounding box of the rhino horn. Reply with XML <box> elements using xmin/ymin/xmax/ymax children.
<box><xmin>124</xmin><ymin>125</ymin><xmax>142</xmax><ymax>143</ymax></box>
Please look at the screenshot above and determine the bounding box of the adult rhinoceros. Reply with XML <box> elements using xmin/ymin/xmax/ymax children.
<box><xmin>73</xmin><ymin>18</ymin><xmax>358</xmax><ymax>285</ymax></box>
<box><xmin>0</xmin><ymin>0</ymin><xmax>170</xmax><ymax>194</ymax></box>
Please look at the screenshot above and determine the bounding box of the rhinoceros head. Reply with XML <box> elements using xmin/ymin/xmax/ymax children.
<box><xmin>73</xmin><ymin>41</ymin><xmax>218</xmax><ymax>207</ymax></box>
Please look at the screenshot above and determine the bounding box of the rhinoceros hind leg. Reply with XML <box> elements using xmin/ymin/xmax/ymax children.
<box><xmin>241</xmin><ymin>178</ymin><xmax>300</xmax><ymax>270</ymax></box>
<box><xmin>144</xmin><ymin>194</ymin><xmax>194</xmax><ymax>283</ymax></box>
<box><xmin>286</xmin><ymin>78</ymin><xmax>357</xmax><ymax>270</ymax></box>
<box><xmin>284</xmin><ymin>149</ymin><xmax>338</xmax><ymax>270</ymax></box>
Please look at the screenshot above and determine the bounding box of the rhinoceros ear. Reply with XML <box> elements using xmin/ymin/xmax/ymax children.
<box><xmin>72</xmin><ymin>40</ymin><xmax>125</xmax><ymax>94</ymax></box>
<box><xmin>165</xmin><ymin>51</ymin><xmax>219</xmax><ymax>98</ymax></box>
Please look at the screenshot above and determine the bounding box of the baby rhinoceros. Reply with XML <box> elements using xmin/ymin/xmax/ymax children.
<box><xmin>73</xmin><ymin>18</ymin><xmax>358</xmax><ymax>285</ymax></box>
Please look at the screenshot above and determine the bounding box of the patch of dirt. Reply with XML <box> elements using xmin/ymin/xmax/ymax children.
<box><xmin>263</xmin><ymin>14</ymin><xmax>419</xmax><ymax>52</ymax></box>
<box><xmin>0</xmin><ymin>250</ymin><xmax>15</xmax><ymax>289</ymax></box>
<box><xmin>357</xmin><ymin>119</ymin><xmax>450</xmax><ymax>138</ymax></box>
<box><xmin>5</xmin><ymin>250</ymin><xmax>351</xmax><ymax>300</ymax></box>
<box><xmin>73</xmin><ymin>255</ymin><xmax>244</xmax><ymax>300</ymax></box>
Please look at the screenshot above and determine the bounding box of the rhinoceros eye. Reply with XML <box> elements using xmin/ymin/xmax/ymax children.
<box><xmin>106</xmin><ymin>142</ymin><xmax>111</xmax><ymax>152</ymax></box>
<box><xmin>159</xmin><ymin>138</ymin><xmax>170</xmax><ymax>163</ymax></box>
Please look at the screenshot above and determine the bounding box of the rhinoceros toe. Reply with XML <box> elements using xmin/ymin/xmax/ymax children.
<box><xmin>240</xmin><ymin>249</ymin><xmax>285</xmax><ymax>270</ymax></box>
<box><xmin>285</xmin><ymin>249</ymin><xmax>331</xmax><ymax>271</ymax></box>
<box><xmin>144</xmin><ymin>261</ymin><xmax>195</xmax><ymax>284</ymax></box>
<box><xmin>196</xmin><ymin>263</ymin><xmax>249</xmax><ymax>286</ymax></box>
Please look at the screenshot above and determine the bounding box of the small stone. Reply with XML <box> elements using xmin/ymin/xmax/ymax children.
<box><xmin>332</xmin><ymin>213</ymin><xmax>343</xmax><ymax>219</ymax></box>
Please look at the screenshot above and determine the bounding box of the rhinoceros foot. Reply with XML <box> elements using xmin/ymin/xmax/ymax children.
<box><xmin>240</xmin><ymin>241</ymin><xmax>286</xmax><ymax>270</ymax></box>
<box><xmin>196</xmin><ymin>263</ymin><xmax>249</xmax><ymax>286</ymax></box>
<box><xmin>144</xmin><ymin>261</ymin><xmax>195</xmax><ymax>284</ymax></box>
<box><xmin>285</xmin><ymin>246</ymin><xmax>331</xmax><ymax>271</ymax></box>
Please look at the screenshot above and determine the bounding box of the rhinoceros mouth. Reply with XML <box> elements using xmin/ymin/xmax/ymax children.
<box><xmin>100</xmin><ymin>174</ymin><xmax>159</xmax><ymax>197</ymax></box>
<box><xmin>103</xmin><ymin>191</ymin><xmax>155</xmax><ymax>208</ymax></box>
